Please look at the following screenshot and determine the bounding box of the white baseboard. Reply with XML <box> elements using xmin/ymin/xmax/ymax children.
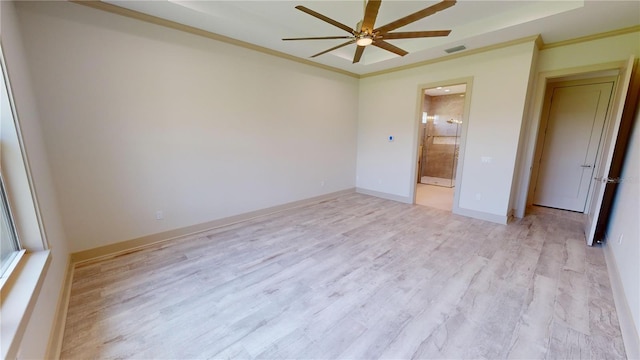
<box><xmin>46</xmin><ymin>188</ymin><xmax>358</xmax><ymax>358</ymax></box>
<box><xmin>355</xmin><ymin>187</ymin><xmax>412</xmax><ymax>204</ymax></box>
<box><xmin>356</xmin><ymin>187</ymin><xmax>508</xmax><ymax>224</ymax></box>
<box><xmin>71</xmin><ymin>188</ymin><xmax>355</xmax><ymax>264</ymax></box>
<box><xmin>452</xmin><ymin>206</ymin><xmax>509</xmax><ymax>224</ymax></box>
<box><xmin>603</xmin><ymin>239</ymin><xmax>640</xmax><ymax>359</ymax></box>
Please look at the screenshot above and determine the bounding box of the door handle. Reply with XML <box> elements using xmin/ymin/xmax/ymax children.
<box><xmin>594</xmin><ymin>177</ymin><xmax>622</xmax><ymax>184</ymax></box>
<box><xmin>580</xmin><ymin>164</ymin><xmax>593</xmax><ymax>168</ymax></box>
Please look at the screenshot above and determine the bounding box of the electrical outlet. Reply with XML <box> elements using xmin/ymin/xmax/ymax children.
<box><xmin>156</xmin><ymin>210</ymin><xmax>163</xmax><ymax>220</ymax></box>
<box><xmin>320</xmin><ymin>180</ymin><xmax>325</xmax><ymax>187</ymax></box>
<box><xmin>475</xmin><ymin>193</ymin><xmax>482</xmax><ymax>200</ymax></box>
<box><xmin>618</xmin><ymin>234</ymin><xmax>623</xmax><ymax>245</ymax></box>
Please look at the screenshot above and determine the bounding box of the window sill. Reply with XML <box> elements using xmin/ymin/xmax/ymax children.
<box><xmin>0</xmin><ymin>250</ymin><xmax>27</xmax><ymax>290</ymax></box>
<box><xmin>0</xmin><ymin>250</ymin><xmax>51</xmax><ymax>360</ymax></box>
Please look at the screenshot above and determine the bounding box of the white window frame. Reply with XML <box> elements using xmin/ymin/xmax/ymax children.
<box><xmin>0</xmin><ymin>172</ymin><xmax>25</xmax><ymax>287</ymax></box>
<box><xmin>0</xmin><ymin>41</ymin><xmax>51</xmax><ymax>360</ymax></box>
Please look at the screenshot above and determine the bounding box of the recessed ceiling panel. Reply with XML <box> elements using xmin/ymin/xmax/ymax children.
<box><xmin>103</xmin><ymin>0</ymin><xmax>639</xmax><ymax>75</ymax></box>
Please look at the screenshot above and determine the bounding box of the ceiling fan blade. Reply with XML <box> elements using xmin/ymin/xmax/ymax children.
<box><xmin>374</xmin><ymin>0</ymin><xmax>457</xmax><ymax>34</ymax></box>
<box><xmin>382</xmin><ymin>30</ymin><xmax>451</xmax><ymax>39</ymax></box>
<box><xmin>283</xmin><ymin>36</ymin><xmax>354</xmax><ymax>41</ymax></box>
<box><xmin>353</xmin><ymin>46</ymin><xmax>366</xmax><ymax>64</ymax></box>
<box><xmin>373</xmin><ymin>40</ymin><xmax>409</xmax><ymax>57</ymax></box>
<box><xmin>361</xmin><ymin>0</ymin><xmax>382</xmax><ymax>33</ymax></box>
<box><xmin>311</xmin><ymin>40</ymin><xmax>356</xmax><ymax>58</ymax></box>
<box><xmin>295</xmin><ymin>6</ymin><xmax>355</xmax><ymax>34</ymax></box>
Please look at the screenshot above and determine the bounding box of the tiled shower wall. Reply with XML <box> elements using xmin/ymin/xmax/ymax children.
<box><xmin>420</xmin><ymin>93</ymin><xmax>465</xmax><ymax>181</ymax></box>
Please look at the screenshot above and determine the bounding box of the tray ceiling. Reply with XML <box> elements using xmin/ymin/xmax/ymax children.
<box><xmin>103</xmin><ymin>0</ymin><xmax>640</xmax><ymax>75</ymax></box>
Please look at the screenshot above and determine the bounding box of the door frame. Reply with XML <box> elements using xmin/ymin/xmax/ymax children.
<box><xmin>530</xmin><ymin>76</ymin><xmax>616</xmax><ymax>212</ymax></box>
<box><xmin>512</xmin><ymin>60</ymin><xmax>629</xmax><ymax>218</ymax></box>
<box><xmin>584</xmin><ymin>56</ymin><xmax>637</xmax><ymax>245</ymax></box>
<box><xmin>409</xmin><ymin>77</ymin><xmax>474</xmax><ymax>213</ymax></box>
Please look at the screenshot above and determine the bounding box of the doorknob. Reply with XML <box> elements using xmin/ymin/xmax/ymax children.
<box><xmin>580</xmin><ymin>164</ymin><xmax>593</xmax><ymax>168</ymax></box>
<box><xmin>594</xmin><ymin>177</ymin><xmax>622</xmax><ymax>184</ymax></box>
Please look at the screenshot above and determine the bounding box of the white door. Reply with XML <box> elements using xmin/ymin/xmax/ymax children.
<box><xmin>585</xmin><ymin>56</ymin><xmax>636</xmax><ymax>246</ymax></box>
<box><xmin>533</xmin><ymin>81</ymin><xmax>614</xmax><ymax>212</ymax></box>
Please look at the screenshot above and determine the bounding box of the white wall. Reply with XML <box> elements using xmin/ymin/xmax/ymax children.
<box><xmin>606</xmin><ymin>94</ymin><xmax>640</xmax><ymax>357</ymax></box>
<box><xmin>356</xmin><ymin>41</ymin><xmax>537</xmax><ymax>221</ymax></box>
<box><xmin>1</xmin><ymin>1</ymin><xmax>69</xmax><ymax>358</ymax></box>
<box><xmin>15</xmin><ymin>1</ymin><xmax>359</xmax><ymax>253</ymax></box>
<box><xmin>537</xmin><ymin>32</ymin><xmax>640</xmax><ymax>73</ymax></box>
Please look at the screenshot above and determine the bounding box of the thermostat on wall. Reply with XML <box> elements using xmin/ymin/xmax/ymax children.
<box><xmin>388</xmin><ymin>135</ymin><xmax>394</xmax><ymax>142</ymax></box>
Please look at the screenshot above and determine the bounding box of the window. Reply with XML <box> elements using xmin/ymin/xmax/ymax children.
<box><xmin>0</xmin><ymin>41</ymin><xmax>51</xmax><ymax>360</ymax></box>
<box><xmin>0</xmin><ymin>173</ymin><xmax>21</xmax><ymax>276</ymax></box>
<box><xmin>1</xmin><ymin>44</ymin><xmax>28</xmax><ymax>283</ymax></box>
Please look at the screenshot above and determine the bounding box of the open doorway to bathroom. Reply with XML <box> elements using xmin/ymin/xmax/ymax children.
<box><xmin>415</xmin><ymin>83</ymin><xmax>466</xmax><ymax>211</ymax></box>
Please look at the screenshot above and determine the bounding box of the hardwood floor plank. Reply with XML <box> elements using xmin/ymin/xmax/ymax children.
<box><xmin>554</xmin><ymin>269</ymin><xmax>591</xmax><ymax>335</ymax></box>
<box><xmin>564</xmin><ymin>236</ymin><xmax>587</xmax><ymax>273</ymax></box>
<box><xmin>411</xmin><ymin>230</ymin><xmax>543</xmax><ymax>359</ymax></box>
<box><xmin>506</xmin><ymin>274</ymin><xmax>556</xmax><ymax>359</ymax></box>
<box><xmin>60</xmin><ymin>195</ymin><xmax>626</xmax><ymax>359</ymax></box>
<box><xmin>301</xmin><ymin>315</ymin><xmax>368</xmax><ymax>359</ymax></box>
<box><xmin>255</xmin><ymin>331</ymin><xmax>317</xmax><ymax>359</ymax></box>
<box><xmin>378</xmin><ymin>255</ymin><xmax>489</xmax><ymax>359</ymax></box>
<box><xmin>534</xmin><ymin>240</ymin><xmax>566</xmax><ymax>279</ymax></box>
<box><xmin>546</xmin><ymin>320</ymin><xmax>591</xmax><ymax>359</ymax></box>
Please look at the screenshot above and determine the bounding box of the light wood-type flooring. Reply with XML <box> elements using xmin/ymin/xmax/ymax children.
<box><xmin>61</xmin><ymin>193</ymin><xmax>626</xmax><ymax>359</ymax></box>
<box><xmin>415</xmin><ymin>183</ymin><xmax>454</xmax><ymax>211</ymax></box>
<box><xmin>420</xmin><ymin>176</ymin><xmax>455</xmax><ymax>187</ymax></box>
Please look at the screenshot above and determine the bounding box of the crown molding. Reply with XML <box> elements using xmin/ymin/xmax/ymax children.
<box><xmin>70</xmin><ymin>1</ymin><xmax>360</xmax><ymax>79</ymax></box>
<box><xmin>361</xmin><ymin>35</ymin><xmax>541</xmax><ymax>78</ymax></box>
<box><xmin>541</xmin><ymin>25</ymin><xmax>640</xmax><ymax>50</ymax></box>
<box><xmin>69</xmin><ymin>1</ymin><xmax>639</xmax><ymax>80</ymax></box>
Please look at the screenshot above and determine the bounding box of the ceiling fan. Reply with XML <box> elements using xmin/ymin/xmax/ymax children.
<box><xmin>283</xmin><ymin>0</ymin><xmax>456</xmax><ymax>64</ymax></box>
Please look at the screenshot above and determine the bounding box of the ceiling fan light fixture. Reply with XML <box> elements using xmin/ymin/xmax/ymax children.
<box><xmin>285</xmin><ymin>0</ymin><xmax>456</xmax><ymax>63</ymax></box>
<box><xmin>356</xmin><ymin>36</ymin><xmax>373</xmax><ymax>46</ymax></box>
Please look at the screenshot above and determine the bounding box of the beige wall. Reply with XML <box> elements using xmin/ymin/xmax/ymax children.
<box><xmin>357</xmin><ymin>41</ymin><xmax>537</xmax><ymax>222</ymax></box>
<box><xmin>537</xmin><ymin>32</ymin><xmax>640</xmax><ymax>73</ymax></box>
<box><xmin>15</xmin><ymin>1</ymin><xmax>359</xmax><ymax>253</ymax></box>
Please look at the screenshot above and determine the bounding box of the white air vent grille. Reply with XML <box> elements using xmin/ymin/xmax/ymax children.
<box><xmin>445</xmin><ymin>45</ymin><xmax>466</xmax><ymax>54</ymax></box>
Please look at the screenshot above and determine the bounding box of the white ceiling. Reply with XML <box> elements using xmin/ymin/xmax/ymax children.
<box><xmin>104</xmin><ymin>0</ymin><xmax>639</xmax><ymax>75</ymax></box>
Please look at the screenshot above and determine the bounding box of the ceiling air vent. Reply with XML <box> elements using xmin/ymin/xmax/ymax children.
<box><xmin>445</xmin><ymin>45</ymin><xmax>466</xmax><ymax>54</ymax></box>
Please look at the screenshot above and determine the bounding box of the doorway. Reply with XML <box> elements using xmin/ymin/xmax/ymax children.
<box><xmin>518</xmin><ymin>58</ymin><xmax>637</xmax><ymax>246</ymax></box>
<box><xmin>415</xmin><ymin>83</ymin><xmax>466</xmax><ymax>211</ymax></box>
<box><xmin>531</xmin><ymin>77</ymin><xmax>615</xmax><ymax>213</ymax></box>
